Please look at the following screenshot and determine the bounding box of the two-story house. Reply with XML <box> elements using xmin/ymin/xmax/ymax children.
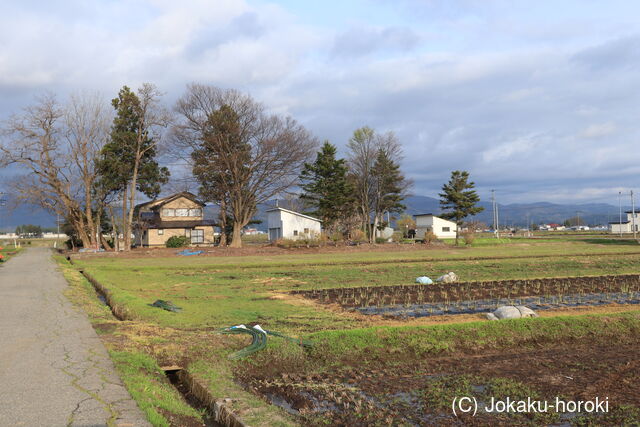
<box><xmin>134</xmin><ymin>192</ymin><xmax>216</xmax><ymax>247</ymax></box>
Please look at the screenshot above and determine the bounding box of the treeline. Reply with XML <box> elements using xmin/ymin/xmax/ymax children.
<box><xmin>0</xmin><ymin>84</ymin><xmax>410</xmax><ymax>249</ymax></box>
<box><xmin>298</xmin><ymin>129</ymin><xmax>410</xmax><ymax>241</ymax></box>
<box><xmin>0</xmin><ymin>83</ymin><xmax>482</xmax><ymax>249</ymax></box>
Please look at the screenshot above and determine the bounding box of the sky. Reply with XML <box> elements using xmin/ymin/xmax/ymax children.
<box><xmin>1</xmin><ymin>0</ymin><xmax>640</xmax><ymax>205</ymax></box>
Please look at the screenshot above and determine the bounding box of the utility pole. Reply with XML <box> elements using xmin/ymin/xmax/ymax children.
<box><xmin>55</xmin><ymin>212</ymin><xmax>60</xmax><ymax>249</ymax></box>
<box><xmin>0</xmin><ymin>192</ymin><xmax>4</xmax><ymax>236</ymax></box>
<box><xmin>619</xmin><ymin>191</ymin><xmax>623</xmax><ymax>237</ymax></box>
<box><xmin>492</xmin><ymin>190</ymin><xmax>499</xmax><ymax>239</ymax></box>
<box><xmin>496</xmin><ymin>198</ymin><xmax>499</xmax><ymax>238</ymax></box>
<box><xmin>491</xmin><ymin>190</ymin><xmax>496</xmax><ymax>236</ymax></box>
<box><xmin>632</xmin><ymin>190</ymin><xmax>637</xmax><ymax>240</ymax></box>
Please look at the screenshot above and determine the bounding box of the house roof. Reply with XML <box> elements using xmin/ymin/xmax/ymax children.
<box><xmin>624</xmin><ymin>211</ymin><xmax>638</xmax><ymax>214</ymax></box>
<box><xmin>266</xmin><ymin>207</ymin><xmax>322</xmax><ymax>222</ymax></box>
<box><xmin>135</xmin><ymin>192</ymin><xmax>205</xmax><ymax>212</ymax></box>
<box><xmin>609</xmin><ymin>221</ymin><xmax>630</xmax><ymax>224</ymax></box>
<box><xmin>414</xmin><ymin>213</ymin><xmax>456</xmax><ymax>224</ymax></box>
<box><xmin>143</xmin><ymin>219</ymin><xmax>217</xmax><ymax>229</ymax></box>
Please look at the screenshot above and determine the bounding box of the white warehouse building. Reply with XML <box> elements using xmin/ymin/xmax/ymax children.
<box><xmin>414</xmin><ymin>214</ymin><xmax>457</xmax><ymax>239</ymax></box>
<box><xmin>609</xmin><ymin>211</ymin><xmax>640</xmax><ymax>234</ymax></box>
<box><xmin>266</xmin><ymin>207</ymin><xmax>322</xmax><ymax>241</ymax></box>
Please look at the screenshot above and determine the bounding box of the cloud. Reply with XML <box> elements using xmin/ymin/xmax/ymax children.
<box><xmin>330</xmin><ymin>26</ymin><xmax>420</xmax><ymax>58</ymax></box>
<box><xmin>580</xmin><ymin>122</ymin><xmax>617</xmax><ymax>139</ymax></box>
<box><xmin>572</xmin><ymin>36</ymin><xmax>640</xmax><ymax>71</ymax></box>
<box><xmin>2</xmin><ymin>1</ymin><xmax>640</xmax><ymax>205</ymax></box>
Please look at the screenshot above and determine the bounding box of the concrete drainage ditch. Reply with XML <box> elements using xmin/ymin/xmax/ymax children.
<box><xmin>66</xmin><ymin>255</ymin><xmax>247</xmax><ymax>427</ymax></box>
<box><xmin>163</xmin><ymin>367</ymin><xmax>223</xmax><ymax>427</ymax></box>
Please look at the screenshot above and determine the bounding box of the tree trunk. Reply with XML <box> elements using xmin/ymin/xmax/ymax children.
<box><xmin>100</xmin><ymin>234</ymin><xmax>112</xmax><ymax>251</ymax></box>
<box><xmin>72</xmin><ymin>215</ymin><xmax>92</xmax><ymax>248</ymax></box>
<box><xmin>126</xmin><ymin>157</ymin><xmax>140</xmax><ymax>250</ymax></box>
<box><xmin>372</xmin><ymin>214</ymin><xmax>380</xmax><ymax>242</ymax></box>
<box><xmin>85</xmin><ymin>186</ymin><xmax>96</xmax><ymax>248</ymax></box>
<box><xmin>108</xmin><ymin>205</ymin><xmax>119</xmax><ymax>251</ymax></box>
<box><xmin>229</xmin><ymin>220</ymin><xmax>243</xmax><ymax>248</ymax></box>
<box><xmin>218</xmin><ymin>199</ymin><xmax>227</xmax><ymax>246</ymax></box>
<box><xmin>122</xmin><ymin>187</ymin><xmax>128</xmax><ymax>250</ymax></box>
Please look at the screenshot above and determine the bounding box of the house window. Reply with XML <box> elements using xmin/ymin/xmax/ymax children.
<box><xmin>304</xmin><ymin>228</ymin><xmax>309</xmax><ymax>234</ymax></box>
<box><xmin>176</xmin><ymin>208</ymin><xmax>189</xmax><ymax>216</ymax></box>
<box><xmin>191</xmin><ymin>229</ymin><xmax>204</xmax><ymax>244</ymax></box>
<box><xmin>162</xmin><ymin>208</ymin><xmax>175</xmax><ymax>217</ymax></box>
<box><xmin>189</xmin><ymin>208</ymin><xmax>202</xmax><ymax>217</ymax></box>
<box><xmin>158</xmin><ymin>229</ymin><xmax>164</xmax><ymax>235</ymax></box>
<box><xmin>293</xmin><ymin>230</ymin><xmax>298</xmax><ymax>236</ymax></box>
<box><xmin>442</xmin><ymin>227</ymin><xmax>450</xmax><ymax>232</ymax></box>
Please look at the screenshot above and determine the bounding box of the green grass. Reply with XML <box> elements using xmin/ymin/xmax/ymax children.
<box><xmin>56</xmin><ymin>256</ymin><xmax>205</xmax><ymax>427</ymax></box>
<box><xmin>65</xmin><ymin>238</ymin><xmax>640</xmax><ymax>425</ymax></box>
<box><xmin>291</xmin><ymin>312</ymin><xmax>640</xmax><ymax>369</ymax></box>
<box><xmin>110</xmin><ymin>351</ymin><xmax>204</xmax><ymax>427</ymax></box>
<box><xmin>0</xmin><ymin>244</ymin><xmax>22</xmax><ymax>262</ymax></box>
<box><xmin>77</xmin><ymin>238</ymin><xmax>640</xmax><ymax>270</ymax></box>
<box><xmin>72</xmin><ymin>238</ymin><xmax>640</xmax><ymax>332</ymax></box>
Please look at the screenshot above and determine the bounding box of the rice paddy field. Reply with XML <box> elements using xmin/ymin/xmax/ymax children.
<box><xmin>63</xmin><ymin>236</ymin><xmax>640</xmax><ymax>426</ymax></box>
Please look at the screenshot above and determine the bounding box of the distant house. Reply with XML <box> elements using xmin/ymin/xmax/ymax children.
<box><xmin>134</xmin><ymin>192</ymin><xmax>216</xmax><ymax>247</ymax></box>
<box><xmin>243</xmin><ymin>228</ymin><xmax>262</xmax><ymax>235</ymax></box>
<box><xmin>542</xmin><ymin>223</ymin><xmax>565</xmax><ymax>231</ymax></box>
<box><xmin>609</xmin><ymin>210</ymin><xmax>639</xmax><ymax>234</ymax></box>
<box><xmin>414</xmin><ymin>214</ymin><xmax>457</xmax><ymax>239</ymax></box>
<box><xmin>266</xmin><ymin>207</ymin><xmax>321</xmax><ymax>241</ymax></box>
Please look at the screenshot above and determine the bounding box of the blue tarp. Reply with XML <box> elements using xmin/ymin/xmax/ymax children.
<box><xmin>177</xmin><ymin>249</ymin><xmax>204</xmax><ymax>256</ymax></box>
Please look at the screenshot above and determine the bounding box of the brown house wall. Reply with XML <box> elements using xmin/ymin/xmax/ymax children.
<box><xmin>158</xmin><ymin>198</ymin><xmax>203</xmax><ymax>221</ymax></box>
<box><xmin>138</xmin><ymin>195</ymin><xmax>216</xmax><ymax>247</ymax></box>
<box><xmin>143</xmin><ymin>226</ymin><xmax>216</xmax><ymax>247</ymax></box>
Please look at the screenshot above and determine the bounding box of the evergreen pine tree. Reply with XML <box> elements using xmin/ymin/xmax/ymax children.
<box><xmin>299</xmin><ymin>141</ymin><xmax>353</xmax><ymax>234</ymax></box>
<box><xmin>439</xmin><ymin>170</ymin><xmax>484</xmax><ymax>245</ymax></box>
<box><xmin>371</xmin><ymin>149</ymin><xmax>407</xmax><ymax>232</ymax></box>
<box><xmin>95</xmin><ymin>85</ymin><xmax>169</xmax><ymax>249</ymax></box>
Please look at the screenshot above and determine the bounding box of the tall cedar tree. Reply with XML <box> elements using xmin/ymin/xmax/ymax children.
<box><xmin>439</xmin><ymin>170</ymin><xmax>483</xmax><ymax>245</ymax></box>
<box><xmin>191</xmin><ymin>105</ymin><xmax>250</xmax><ymax>246</ymax></box>
<box><xmin>371</xmin><ymin>149</ymin><xmax>407</xmax><ymax>232</ymax></box>
<box><xmin>299</xmin><ymin>141</ymin><xmax>353</xmax><ymax>233</ymax></box>
<box><xmin>96</xmin><ymin>85</ymin><xmax>169</xmax><ymax>250</ymax></box>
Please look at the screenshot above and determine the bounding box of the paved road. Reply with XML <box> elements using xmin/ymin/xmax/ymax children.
<box><xmin>0</xmin><ymin>248</ymin><xmax>150</xmax><ymax>427</ymax></box>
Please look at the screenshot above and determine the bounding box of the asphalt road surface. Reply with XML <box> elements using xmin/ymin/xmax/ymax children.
<box><xmin>0</xmin><ymin>248</ymin><xmax>150</xmax><ymax>427</ymax></box>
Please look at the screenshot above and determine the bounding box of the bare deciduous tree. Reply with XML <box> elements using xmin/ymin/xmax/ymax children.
<box><xmin>1</xmin><ymin>93</ymin><xmax>111</xmax><ymax>248</ymax></box>
<box><xmin>174</xmin><ymin>84</ymin><xmax>317</xmax><ymax>247</ymax></box>
<box><xmin>347</xmin><ymin>127</ymin><xmax>407</xmax><ymax>242</ymax></box>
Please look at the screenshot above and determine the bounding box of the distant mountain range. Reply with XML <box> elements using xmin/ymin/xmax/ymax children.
<box><xmin>401</xmin><ymin>196</ymin><xmax>625</xmax><ymax>228</ymax></box>
<box><xmin>1</xmin><ymin>195</ymin><xmax>629</xmax><ymax>232</ymax></box>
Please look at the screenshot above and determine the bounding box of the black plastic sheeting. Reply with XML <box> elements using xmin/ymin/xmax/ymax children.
<box><xmin>355</xmin><ymin>291</ymin><xmax>640</xmax><ymax>318</ymax></box>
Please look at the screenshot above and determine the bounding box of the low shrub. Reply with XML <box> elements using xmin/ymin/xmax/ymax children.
<box><xmin>462</xmin><ymin>231</ymin><xmax>476</xmax><ymax>246</ymax></box>
<box><xmin>165</xmin><ymin>235</ymin><xmax>189</xmax><ymax>248</ymax></box>
<box><xmin>391</xmin><ymin>231</ymin><xmax>404</xmax><ymax>243</ymax></box>
<box><xmin>375</xmin><ymin>237</ymin><xmax>387</xmax><ymax>244</ymax></box>
<box><xmin>275</xmin><ymin>237</ymin><xmax>322</xmax><ymax>249</ymax></box>
<box><xmin>329</xmin><ymin>231</ymin><xmax>344</xmax><ymax>243</ymax></box>
<box><xmin>350</xmin><ymin>229</ymin><xmax>367</xmax><ymax>244</ymax></box>
<box><xmin>423</xmin><ymin>230</ymin><xmax>438</xmax><ymax>245</ymax></box>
